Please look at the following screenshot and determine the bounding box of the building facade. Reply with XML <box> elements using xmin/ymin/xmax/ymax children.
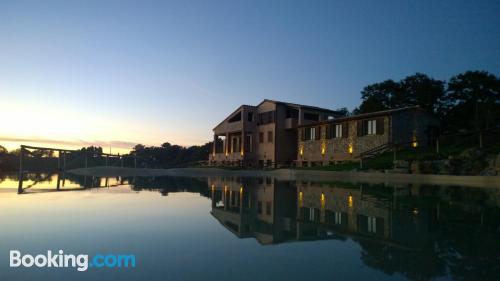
<box><xmin>210</xmin><ymin>99</ymin><xmax>339</xmax><ymax>167</ymax></box>
<box><xmin>296</xmin><ymin>107</ymin><xmax>439</xmax><ymax>167</ymax></box>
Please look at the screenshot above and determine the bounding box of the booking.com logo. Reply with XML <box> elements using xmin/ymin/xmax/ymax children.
<box><xmin>10</xmin><ymin>250</ymin><xmax>136</xmax><ymax>272</ymax></box>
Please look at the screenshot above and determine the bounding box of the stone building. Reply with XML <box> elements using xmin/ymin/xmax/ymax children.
<box><xmin>296</xmin><ymin>106</ymin><xmax>439</xmax><ymax>167</ymax></box>
<box><xmin>210</xmin><ymin>99</ymin><xmax>339</xmax><ymax>167</ymax></box>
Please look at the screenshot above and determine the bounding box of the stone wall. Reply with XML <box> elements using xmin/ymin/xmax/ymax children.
<box><xmin>297</xmin><ymin>116</ymin><xmax>390</xmax><ymax>166</ymax></box>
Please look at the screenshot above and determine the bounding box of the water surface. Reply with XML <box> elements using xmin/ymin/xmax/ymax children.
<box><xmin>0</xmin><ymin>173</ymin><xmax>499</xmax><ymax>281</ymax></box>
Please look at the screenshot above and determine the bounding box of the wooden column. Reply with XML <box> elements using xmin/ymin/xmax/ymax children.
<box><xmin>241</xmin><ymin>130</ymin><xmax>245</xmax><ymax>166</ymax></box>
<box><xmin>213</xmin><ymin>135</ymin><xmax>217</xmax><ymax>156</ymax></box>
<box><xmin>225</xmin><ymin>133</ymin><xmax>229</xmax><ymax>156</ymax></box>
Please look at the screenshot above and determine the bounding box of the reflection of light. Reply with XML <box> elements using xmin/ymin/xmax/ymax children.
<box><xmin>224</xmin><ymin>185</ymin><xmax>228</xmax><ymax>192</ymax></box>
<box><xmin>299</xmin><ymin>145</ymin><xmax>304</xmax><ymax>156</ymax></box>
<box><xmin>348</xmin><ymin>195</ymin><xmax>353</xmax><ymax>207</ymax></box>
<box><xmin>412</xmin><ymin>141</ymin><xmax>418</xmax><ymax>148</ymax></box>
<box><xmin>321</xmin><ymin>143</ymin><xmax>326</xmax><ymax>155</ymax></box>
<box><xmin>299</xmin><ymin>191</ymin><xmax>303</xmax><ymax>207</ymax></box>
<box><xmin>348</xmin><ymin>144</ymin><xmax>353</xmax><ymax>154</ymax></box>
<box><xmin>321</xmin><ymin>192</ymin><xmax>325</xmax><ymax>208</ymax></box>
<box><xmin>413</xmin><ymin>208</ymin><xmax>418</xmax><ymax>215</ymax></box>
<box><xmin>240</xmin><ymin>148</ymin><xmax>244</xmax><ymax>156</ymax></box>
<box><xmin>240</xmin><ymin>187</ymin><xmax>243</xmax><ymax>193</ymax></box>
<box><xmin>211</xmin><ymin>184</ymin><xmax>215</xmax><ymax>192</ymax></box>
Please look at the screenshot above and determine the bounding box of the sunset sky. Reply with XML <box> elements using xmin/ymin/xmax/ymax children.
<box><xmin>1</xmin><ymin>0</ymin><xmax>499</xmax><ymax>153</ymax></box>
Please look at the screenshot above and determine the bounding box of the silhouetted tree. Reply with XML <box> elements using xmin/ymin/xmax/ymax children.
<box><xmin>355</xmin><ymin>74</ymin><xmax>445</xmax><ymax>115</ymax></box>
<box><xmin>400</xmin><ymin>73</ymin><xmax>446</xmax><ymax>115</ymax></box>
<box><xmin>444</xmin><ymin>71</ymin><xmax>500</xmax><ymax>132</ymax></box>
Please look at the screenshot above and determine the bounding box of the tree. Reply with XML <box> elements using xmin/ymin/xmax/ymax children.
<box><xmin>444</xmin><ymin>71</ymin><xmax>500</xmax><ymax>131</ymax></box>
<box><xmin>0</xmin><ymin>145</ymin><xmax>7</xmax><ymax>155</ymax></box>
<box><xmin>357</xmin><ymin>79</ymin><xmax>401</xmax><ymax>114</ymax></box>
<box><xmin>400</xmin><ymin>73</ymin><xmax>445</xmax><ymax>115</ymax></box>
<box><xmin>356</xmin><ymin>74</ymin><xmax>445</xmax><ymax>115</ymax></box>
<box><xmin>335</xmin><ymin>107</ymin><xmax>350</xmax><ymax>117</ymax></box>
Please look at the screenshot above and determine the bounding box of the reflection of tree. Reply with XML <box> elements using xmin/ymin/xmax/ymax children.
<box><xmin>358</xmin><ymin>239</ymin><xmax>447</xmax><ymax>281</ymax></box>
<box><xmin>355</xmin><ymin>189</ymin><xmax>500</xmax><ymax>281</ymax></box>
<box><xmin>131</xmin><ymin>177</ymin><xmax>210</xmax><ymax>197</ymax></box>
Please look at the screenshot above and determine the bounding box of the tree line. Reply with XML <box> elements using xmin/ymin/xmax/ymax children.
<box><xmin>352</xmin><ymin>70</ymin><xmax>499</xmax><ymax>133</ymax></box>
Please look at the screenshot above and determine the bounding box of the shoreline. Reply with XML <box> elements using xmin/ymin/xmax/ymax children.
<box><xmin>68</xmin><ymin>167</ymin><xmax>500</xmax><ymax>188</ymax></box>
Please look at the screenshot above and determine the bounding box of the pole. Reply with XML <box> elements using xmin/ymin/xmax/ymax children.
<box><xmin>18</xmin><ymin>147</ymin><xmax>24</xmax><ymax>193</ymax></box>
<box><xmin>134</xmin><ymin>155</ymin><xmax>137</xmax><ymax>169</ymax></box>
<box><xmin>436</xmin><ymin>137</ymin><xmax>440</xmax><ymax>154</ymax></box>
<box><xmin>85</xmin><ymin>152</ymin><xmax>88</xmax><ymax>168</ymax></box>
<box><xmin>121</xmin><ymin>157</ymin><xmax>124</xmax><ymax>167</ymax></box>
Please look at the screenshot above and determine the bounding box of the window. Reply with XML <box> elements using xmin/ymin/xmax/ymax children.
<box><xmin>308</xmin><ymin>208</ymin><xmax>316</xmax><ymax>221</ymax></box>
<box><xmin>259</xmin><ymin>132</ymin><xmax>264</xmax><ymax>143</ymax></box>
<box><xmin>367</xmin><ymin>120</ymin><xmax>377</xmax><ymax>135</ymax></box>
<box><xmin>267</xmin><ymin>131</ymin><xmax>273</xmax><ymax>143</ymax></box>
<box><xmin>358</xmin><ymin>118</ymin><xmax>384</xmax><ymax>136</ymax></box>
<box><xmin>257</xmin><ymin>201</ymin><xmax>263</xmax><ymax>214</ymax></box>
<box><xmin>302</xmin><ymin>127</ymin><xmax>319</xmax><ymax>141</ymax></box>
<box><xmin>335</xmin><ymin>212</ymin><xmax>342</xmax><ymax>225</ymax></box>
<box><xmin>247</xmin><ymin>112</ymin><xmax>254</xmax><ymax>122</ymax></box>
<box><xmin>266</xmin><ymin>202</ymin><xmax>272</xmax><ymax>215</ymax></box>
<box><xmin>367</xmin><ymin>216</ymin><xmax>377</xmax><ymax>233</ymax></box>
<box><xmin>335</xmin><ymin>124</ymin><xmax>343</xmax><ymax>138</ymax></box>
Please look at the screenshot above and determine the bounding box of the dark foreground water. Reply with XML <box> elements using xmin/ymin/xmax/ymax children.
<box><xmin>0</xmin><ymin>173</ymin><xmax>499</xmax><ymax>281</ymax></box>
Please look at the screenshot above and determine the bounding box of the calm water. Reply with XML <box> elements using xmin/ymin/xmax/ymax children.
<box><xmin>0</xmin><ymin>173</ymin><xmax>499</xmax><ymax>281</ymax></box>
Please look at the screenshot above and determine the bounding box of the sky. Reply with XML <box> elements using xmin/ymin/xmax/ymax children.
<box><xmin>1</xmin><ymin>0</ymin><xmax>499</xmax><ymax>153</ymax></box>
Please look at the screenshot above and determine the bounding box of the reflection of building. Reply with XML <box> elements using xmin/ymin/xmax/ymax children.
<box><xmin>295</xmin><ymin>182</ymin><xmax>437</xmax><ymax>248</ymax></box>
<box><xmin>209</xmin><ymin>178</ymin><xmax>437</xmax><ymax>249</ymax></box>
<box><xmin>208</xmin><ymin>176</ymin><xmax>297</xmax><ymax>244</ymax></box>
